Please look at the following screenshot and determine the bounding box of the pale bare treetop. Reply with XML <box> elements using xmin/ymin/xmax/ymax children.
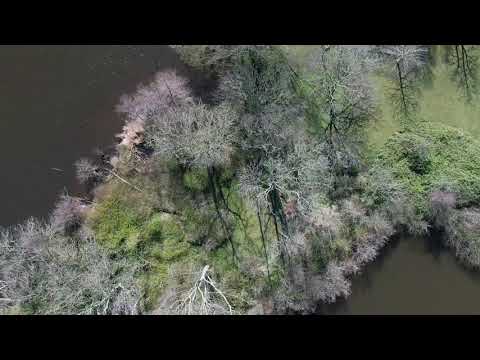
<box><xmin>379</xmin><ymin>45</ymin><xmax>428</xmax><ymax>73</ymax></box>
<box><xmin>238</xmin><ymin>136</ymin><xmax>332</xmax><ymax>215</ymax></box>
<box><xmin>116</xmin><ymin>70</ymin><xmax>193</xmax><ymax>122</ymax></box>
<box><xmin>146</xmin><ymin>102</ymin><xmax>237</xmax><ymax>168</ymax></box>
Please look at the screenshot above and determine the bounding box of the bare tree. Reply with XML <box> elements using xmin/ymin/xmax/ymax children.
<box><xmin>379</xmin><ymin>45</ymin><xmax>428</xmax><ymax>120</ymax></box>
<box><xmin>116</xmin><ymin>69</ymin><xmax>193</xmax><ymax>122</ymax></box>
<box><xmin>50</xmin><ymin>193</ymin><xmax>87</xmax><ymax>236</ymax></box>
<box><xmin>146</xmin><ymin>102</ymin><xmax>236</xmax><ymax>168</ymax></box>
<box><xmin>429</xmin><ymin>191</ymin><xmax>457</xmax><ymax>231</ymax></box>
<box><xmin>146</xmin><ymin>101</ymin><xmax>239</xmax><ymax>261</ymax></box>
<box><xmin>445</xmin><ymin>207</ymin><xmax>480</xmax><ymax>268</ymax></box>
<box><xmin>310</xmin><ymin>262</ymin><xmax>351</xmax><ymax>304</ymax></box>
<box><xmin>0</xmin><ymin>218</ymin><xmax>143</xmax><ymax>315</ymax></box>
<box><xmin>75</xmin><ymin>158</ymin><xmax>102</xmax><ymax>185</ymax></box>
<box><xmin>170</xmin><ymin>45</ymin><xmax>268</xmax><ymax>75</ymax></box>
<box><xmin>239</xmin><ymin>136</ymin><xmax>332</xmax><ymax>268</ymax></box>
<box><xmin>306</xmin><ymin>45</ymin><xmax>378</xmax><ymax>147</ymax></box>
<box><xmin>216</xmin><ymin>46</ymin><xmax>298</xmax><ymax>114</ymax></box>
<box><xmin>0</xmin><ymin>219</ymin><xmax>46</xmax><ymax>311</ymax></box>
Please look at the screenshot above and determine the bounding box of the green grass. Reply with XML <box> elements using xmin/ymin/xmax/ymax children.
<box><xmin>282</xmin><ymin>45</ymin><xmax>480</xmax><ymax>148</ymax></box>
<box><xmin>88</xmin><ymin>170</ymin><xmax>277</xmax><ymax>312</ymax></box>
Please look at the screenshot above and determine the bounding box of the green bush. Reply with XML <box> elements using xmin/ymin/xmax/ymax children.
<box><xmin>91</xmin><ymin>196</ymin><xmax>143</xmax><ymax>251</ymax></box>
<box><xmin>376</xmin><ymin>122</ymin><xmax>480</xmax><ymax>215</ymax></box>
<box><xmin>183</xmin><ymin>168</ymin><xmax>209</xmax><ymax>192</ymax></box>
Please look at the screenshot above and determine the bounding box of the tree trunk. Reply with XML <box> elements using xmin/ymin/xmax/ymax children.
<box><xmin>396</xmin><ymin>61</ymin><xmax>408</xmax><ymax>116</ymax></box>
<box><xmin>460</xmin><ymin>45</ymin><xmax>470</xmax><ymax>94</ymax></box>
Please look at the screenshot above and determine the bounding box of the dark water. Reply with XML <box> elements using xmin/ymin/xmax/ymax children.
<box><xmin>0</xmin><ymin>45</ymin><xmax>202</xmax><ymax>227</ymax></box>
<box><xmin>319</xmin><ymin>236</ymin><xmax>480</xmax><ymax>315</ymax></box>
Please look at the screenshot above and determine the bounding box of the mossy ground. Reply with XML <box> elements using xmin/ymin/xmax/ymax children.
<box><xmin>87</xmin><ymin>169</ymin><xmax>275</xmax><ymax>312</ymax></box>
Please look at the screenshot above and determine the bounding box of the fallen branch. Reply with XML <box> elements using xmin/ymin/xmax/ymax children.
<box><xmin>107</xmin><ymin>169</ymin><xmax>144</xmax><ymax>193</ymax></box>
<box><xmin>171</xmin><ymin>265</ymin><xmax>233</xmax><ymax>315</ymax></box>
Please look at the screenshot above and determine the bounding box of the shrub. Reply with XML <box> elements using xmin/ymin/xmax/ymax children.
<box><xmin>376</xmin><ymin>122</ymin><xmax>480</xmax><ymax>214</ymax></box>
<box><xmin>398</xmin><ymin>133</ymin><xmax>432</xmax><ymax>175</ymax></box>
<box><xmin>50</xmin><ymin>194</ymin><xmax>86</xmax><ymax>236</ymax></box>
<box><xmin>89</xmin><ymin>195</ymin><xmax>143</xmax><ymax>251</ymax></box>
<box><xmin>445</xmin><ymin>208</ymin><xmax>480</xmax><ymax>268</ymax></box>
<box><xmin>310</xmin><ymin>262</ymin><xmax>351</xmax><ymax>304</ymax></box>
<box><xmin>183</xmin><ymin>168</ymin><xmax>209</xmax><ymax>192</ymax></box>
<box><xmin>0</xmin><ymin>218</ymin><xmax>143</xmax><ymax>315</ymax></box>
<box><xmin>75</xmin><ymin>158</ymin><xmax>102</xmax><ymax>185</ymax></box>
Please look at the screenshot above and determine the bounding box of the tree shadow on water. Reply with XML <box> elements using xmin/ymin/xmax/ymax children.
<box><xmin>424</xmin><ymin>230</ymin><xmax>447</xmax><ymax>262</ymax></box>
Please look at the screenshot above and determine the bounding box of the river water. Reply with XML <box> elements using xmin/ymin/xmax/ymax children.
<box><xmin>2</xmin><ymin>45</ymin><xmax>480</xmax><ymax>314</ymax></box>
<box><xmin>318</xmin><ymin>236</ymin><xmax>480</xmax><ymax>315</ymax></box>
<box><xmin>0</xmin><ymin>45</ymin><xmax>201</xmax><ymax>227</ymax></box>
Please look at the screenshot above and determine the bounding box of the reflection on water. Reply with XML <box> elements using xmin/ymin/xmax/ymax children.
<box><xmin>318</xmin><ymin>236</ymin><xmax>480</xmax><ymax>315</ymax></box>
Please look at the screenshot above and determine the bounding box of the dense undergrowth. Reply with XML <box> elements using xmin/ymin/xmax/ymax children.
<box><xmin>2</xmin><ymin>45</ymin><xmax>480</xmax><ymax>315</ymax></box>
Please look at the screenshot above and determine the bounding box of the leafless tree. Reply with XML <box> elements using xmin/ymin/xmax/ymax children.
<box><xmin>0</xmin><ymin>219</ymin><xmax>46</xmax><ymax>311</ymax></box>
<box><xmin>170</xmin><ymin>45</ymin><xmax>268</xmax><ymax>75</ymax></box>
<box><xmin>306</xmin><ymin>46</ymin><xmax>378</xmax><ymax>147</ymax></box>
<box><xmin>116</xmin><ymin>69</ymin><xmax>193</xmax><ymax>122</ymax></box>
<box><xmin>50</xmin><ymin>193</ymin><xmax>87</xmax><ymax>236</ymax></box>
<box><xmin>0</xmin><ymin>218</ymin><xmax>143</xmax><ymax>315</ymax></box>
<box><xmin>146</xmin><ymin>102</ymin><xmax>236</xmax><ymax>168</ymax></box>
<box><xmin>75</xmin><ymin>158</ymin><xmax>102</xmax><ymax>184</ymax></box>
<box><xmin>216</xmin><ymin>46</ymin><xmax>298</xmax><ymax>114</ymax></box>
<box><xmin>310</xmin><ymin>262</ymin><xmax>351</xmax><ymax>304</ymax></box>
<box><xmin>378</xmin><ymin>45</ymin><xmax>428</xmax><ymax>120</ymax></box>
<box><xmin>239</xmin><ymin>136</ymin><xmax>332</xmax><ymax>269</ymax></box>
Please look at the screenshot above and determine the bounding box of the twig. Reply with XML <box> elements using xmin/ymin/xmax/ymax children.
<box><xmin>107</xmin><ymin>169</ymin><xmax>144</xmax><ymax>193</ymax></box>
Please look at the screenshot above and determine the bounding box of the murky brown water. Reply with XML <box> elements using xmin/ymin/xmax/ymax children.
<box><xmin>2</xmin><ymin>45</ymin><xmax>480</xmax><ymax>314</ymax></box>
<box><xmin>318</xmin><ymin>236</ymin><xmax>480</xmax><ymax>314</ymax></box>
<box><xmin>0</xmin><ymin>45</ymin><xmax>198</xmax><ymax>226</ymax></box>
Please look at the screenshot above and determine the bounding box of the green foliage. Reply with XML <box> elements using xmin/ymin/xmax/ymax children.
<box><xmin>376</xmin><ymin>122</ymin><xmax>480</xmax><ymax>215</ymax></box>
<box><xmin>183</xmin><ymin>168</ymin><xmax>209</xmax><ymax>192</ymax></box>
<box><xmin>90</xmin><ymin>195</ymin><xmax>144</xmax><ymax>251</ymax></box>
<box><xmin>396</xmin><ymin>133</ymin><xmax>432</xmax><ymax>175</ymax></box>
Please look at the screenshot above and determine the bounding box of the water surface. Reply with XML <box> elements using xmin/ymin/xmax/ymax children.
<box><xmin>0</xmin><ymin>45</ymin><xmax>190</xmax><ymax>226</ymax></box>
<box><xmin>318</xmin><ymin>236</ymin><xmax>480</xmax><ymax>315</ymax></box>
